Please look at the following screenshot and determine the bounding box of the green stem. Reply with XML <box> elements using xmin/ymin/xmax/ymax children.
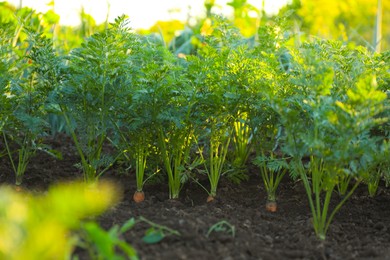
<box><xmin>138</xmin><ymin>216</ymin><xmax>180</xmax><ymax>236</ymax></box>
<box><xmin>16</xmin><ymin>143</ymin><xmax>30</xmax><ymax>185</ymax></box>
<box><xmin>135</xmin><ymin>146</ymin><xmax>147</xmax><ymax>192</ymax></box>
<box><xmin>60</xmin><ymin>107</ymin><xmax>90</xmax><ymax>182</ymax></box>
<box><xmin>95</xmin><ymin>150</ymin><xmax>124</xmax><ymax>180</ymax></box>
<box><xmin>3</xmin><ymin>132</ymin><xmax>17</xmax><ymax>175</ymax></box>
<box><xmin>158</xmin><ymin>128</ymin><xmax>178</xmax><ymax>199</ymax></box>
<box><xmin>3</xmin><ymin>133</ymin><xmax>32</xmax><ymax>185</ymax></box>
<box><xmin>324</xmin><ymin>179</ymin><xmax>361</xmax><ymax>234</ymax></box>
<box><xmin>298</xmin><ymin>159</ymin><xmax>318</xmax><ymax>234</ymax></box>
<box><xmin>232</xmin><ymin>114</ymin><xmax>252</xmax><ymax>167</ymax></box>
<box><xmin>338</xmin><ymin>174</ymin><xmax>351</xmax><ymax>195</ymax></box>
<box><xmin>209</xmin><ymin>131</ymin><xmax>231</xmax><ymax>197</ymax></box>
<box><xmin>317</xmin><ymin>185</ymin><xmax>333</xmax><ymax>240</ymax></box>
<box><xmin>159</xmin><ymin>127</ymin><xmax>193</xmax><ymax>199</ymax></box>
<box><xmin>189</xmin><ymin>174</ymin><xmax>212</xmax><ymax>195</ymax></box>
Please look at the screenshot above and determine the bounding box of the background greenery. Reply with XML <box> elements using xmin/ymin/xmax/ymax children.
<box><xmin>1</xmin><ymin>0</ymin><xmax>388</xmax><ymax>53</ymax></box>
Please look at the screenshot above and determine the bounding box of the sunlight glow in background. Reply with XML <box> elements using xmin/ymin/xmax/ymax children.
<box><xmin>8</xmin><ymin>0</ymin><xmax>290</xmax><ymax>28</ymax></box>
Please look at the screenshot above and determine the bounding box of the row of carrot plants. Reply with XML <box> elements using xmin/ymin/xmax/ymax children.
<box><xmin>1</xmin><ymin>15</ymin><xmax>389</xmax><ymax>240</ymax></box>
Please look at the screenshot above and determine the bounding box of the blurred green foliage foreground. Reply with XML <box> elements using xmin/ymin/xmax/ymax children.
<box><xmin>0</xmin><ymin>181</ymin><xmax>137</xmax><ymax>260</ymax></box>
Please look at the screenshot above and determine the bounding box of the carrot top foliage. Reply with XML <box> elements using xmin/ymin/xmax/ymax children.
<box><xmin>0</xmin><ymin>12</ymin><xmax>389</xmax><ymax>242</ymax></box>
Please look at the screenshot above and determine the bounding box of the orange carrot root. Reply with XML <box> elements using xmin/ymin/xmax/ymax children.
<box><xmin>133</xmin><ymin>191</ymin><xmax>145</xmax><ymax>203</ymax></box>
<box><xmin>14</xmin><ymin>185</ymin><xmax>24</xmax><ymax>192</ymax></box>
<box><xmin>206</xmin><ymin>195</ymin><xmax>215</xmax><ymax>203</ymax></box>
<box><xmin>265</xmin><ymin>201</ymin><xmax>277</xmax><ymax>212</ymax></box>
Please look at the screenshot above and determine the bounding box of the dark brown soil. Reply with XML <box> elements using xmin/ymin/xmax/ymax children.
<box><xmin>1</xmin><ymin>135</ymin><xmax>390</xmax><ymax>260</ymax></box>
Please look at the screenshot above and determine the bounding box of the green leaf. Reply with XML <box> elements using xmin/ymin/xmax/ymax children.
<box><xmin>37</xmin><ymin>145</ymin><xmax>63</xmax><ymax>160</ymax></box>
<box><xmin>108</xmin><ymin>225</ymin><xmax>120</xmax><ymax>238</ymax></box>
<box><xmin>117</xmin><ymin>241</ymin><xmax>139</xmax><ymax>260</ymax></box>
<box><xmin>142</xmin><ymin>228</ymin><xmax>165</xmax><ymax>244</ymax></box>
<box><xmin>83</xmin><ymin>222</ymin><xmax>116</xmax><ymax>258</ymax></box>
<box><xmin>119</xmin><ymin>217</ymin><xmax>136</xmax><ymax>234</ymax></box>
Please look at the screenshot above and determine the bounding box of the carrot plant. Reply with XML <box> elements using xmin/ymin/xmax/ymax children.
<box><xmin>362</xmin><ymin>140</ymin><xmax>390</xmax><ymax>197</ymax></box>
<box><xmin>254</xmin><ymin>153</ymin><xmax>288</xmax><ymax>212</ymax></box>
<box><xmin>366</xmin><ymin>169</ymin><xmax>381</xmax><ymax>197</ymax></box>
<box><xmin>58</xmin><ymin>16</ymin><xmax>139</xmax><ymax>182</ymax></box>
<box><xmin>2</xmin><ymin>29</ymin><xmax>62</xmax><ymax>185</ymax></box>
<box><xmin>154</xmin><ymin>48</ymin><xmax>196</xmax><ymax>199</ymax></box>
<box><xmin>188</xmin><ymin>17</ymin><xmax>252</xmax><ymax>201</ymax></box>
<box><xmin>250</xmin><ymin>106</ymin><xmax>287</xmax><ymax>212</ymax></box>
<box><xmin>111</xmin><ymin>85</ymin><xmax>154</xmax><ymax>203</ymax></box>
<box><xmin>111</xmin><ymin>126</ymin><xmax>153</xmax><ymax>203</ymax></box>
<box><xmin>204</xmin><ymin>123</ymin><xmax>233</xmax><ymax>202</ymax></box>
<box><xmin>112</xmin><ymin>38</ymin><xmax>196</xmax><ymax>200</ymax></box>
<box><xmin>239</xmin><ymin>22</ymin><xmax>292</xmax><ymax>211</ymax></box>
<box><xmin>221</xmin><ymin>37</ymin><xmax>261</xmax><ymax>175</ymax></box>
<box><xmin>225</xmin><ymin>48</ymin><xmax>258</xmax><ymax>177</ymax></box>
<box><xmin>111</xmin><ymin>39</ymin><xmax>173</xmax><ymax>201</ymax></box>
<box><xmin>275</xmin><ymin>41</ymin><xmax>388</xmax><ymax>240</ymax></box>
<box><xmin>0</xmin><ymin>24</ymin><xmax>14</xmax><ymax>158</ymax></box>
<box><xmin>131</xmin><ymin>140</ymin><xmax>150</xmax><ymax>202</ymax></box>
<box><xmin>158</xmin><ymin>127</ymin><xmax>195</xmax><ymax>199</ymax></box>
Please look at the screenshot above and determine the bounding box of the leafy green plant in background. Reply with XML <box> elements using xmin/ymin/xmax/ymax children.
<box><xmin>224</xmin><ymin>43</ymin><xmax>265</xmax><ymax>178</ymax></box>
<box><xmin>58</xmin><ymin>16</ymin><xmax>139</xmax><ymax>182</ymax></box>
<box><xmin>0</xmin><ymin>22</ymin><xmax>29</xmax><ymax>184</ymax></box>
<box><xmin>111</xmin><ymin>39</ymin><xmax>173</xmax><ymax>201</ymax></box>
<box><xmin>273</xmin><ymin>41</ymin><xmax>388</xmax><ymax>240</ymax></box>
<box><xmin>188</xmin><ymin>16</ymin><xmax>249</xmax><ymax>201</ymax></box>
<box><xmin>377</xmin><ymin>141</ymin><xmax>390</xmax><ymax>188</ymax></box>
<box><xmin>248</xmin><ymin>32</ymin><xmax>291</xmax><ymax>211</ymax></box>
<box><xmin>111</xmin><ymin>35</ymin><xmax>198</xmax><ymax>200</ymax></box>
<box><xmin>111</xmin><ymin>108</ymin><xmax>155</xmax><ymax>203</ymax></box>
<box><xmin>2</xmin><ymin>29</ymin><xmax>62</xmax><ymax>185</ymax></box>
<box><xmin>371</xmin><ymin>51</ymin><xmax>390</xmax><ymax>189</ymax></box>
<box><xmin>0</xmin><ymin>23</ymin><xmax>15</xmax><ymax>158</ymax></box>
<box><xmin>0</xmin><ymin>181</ymin><xmax>120</xmax><ymax>260</ymax></box>
<box><xmin>150</xmin><ymin>44</ymin><xmax>196</xmax><ymax>200</ymax></box>
<box><xmin>362</xmin><ymin>139</ymin><xmax>390</xmax><ymax>197</ymax></box>
<box><xmin>0</xmin><ymin>2</ymin><xmax>108</xmax><ymax>54</ymax></box>
<box><xmin>114</xmin><ymin>37</ymin><xmax>196</xmax><ymax>200</ymax></box>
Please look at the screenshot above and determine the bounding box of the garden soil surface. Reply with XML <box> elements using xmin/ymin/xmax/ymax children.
<box><xmin>1</xmin><ymin>135</ymin><xmax>390</xmax><ymax>260</ymax></box>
